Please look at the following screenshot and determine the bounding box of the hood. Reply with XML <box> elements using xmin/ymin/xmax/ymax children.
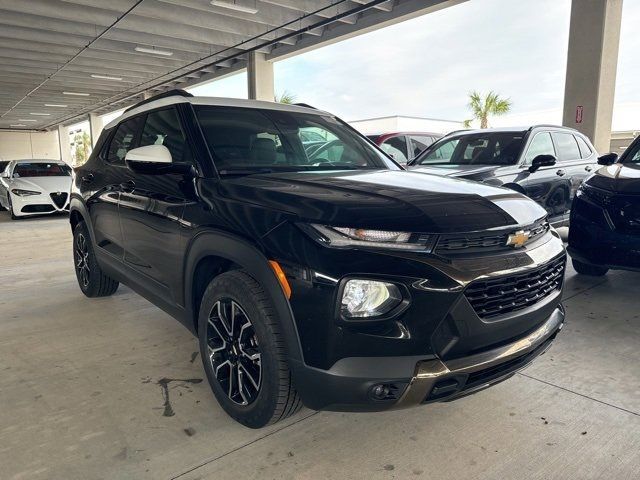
<box><xmin>408</xmin><ymin>164</ymin><xmax>499</xmax><ymax>179</ymax></box>
<box><xmin>11</xmin><ymin>176</ymin><xmax>71</xmax><ymax>194</ymax></box>
<box><xmin>587</xmin><ymin>163</ymin><xmax>640</xmax><ymax>194</ymax></box>
<box><xmin>218</xmin><ymin>170</ymin><xmax>546</xmax><ymax>234</ymax></box>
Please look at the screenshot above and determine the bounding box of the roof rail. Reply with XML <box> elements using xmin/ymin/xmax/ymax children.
<box><xmin>124</xmin><ymin>89</ymin><xmax>193</xmax><ymax>113</ymax></box>
<box><xmin>293</xmin><ymin>102</ymin><xmax>317</xmax><ymax>110</ymax></box>
<box><xmin>528</xmin><ymin>124</ymin><xmax>570</xmax><ymax>131</ymax></box>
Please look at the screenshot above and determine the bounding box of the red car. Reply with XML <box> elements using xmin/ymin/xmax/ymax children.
<box><xmin>367</xmin><ymin>132</ymin><xmax>442</xmax><ymax>164</ymax></box>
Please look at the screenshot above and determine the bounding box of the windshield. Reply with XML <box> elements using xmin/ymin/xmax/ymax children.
<box><xmin>13</xmin><ymin>162</ymin><xmax>70</xmax><ymax>177</ymax></box>
<box><xmin>413</xmin><ymin>132</ymin><xmax>525</xmax><ymax>166</ymax></box>
<box><xmin>195</xmin><ymin>106</ymin><xmax>396</xmax><ymax>175</ymax></box>
<box><xmin>624</xmin><ymin>140</ymin><xmax>640</xmax><ymax>163</ymax></box>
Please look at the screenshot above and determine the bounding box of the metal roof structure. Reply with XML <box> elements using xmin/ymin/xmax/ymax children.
<box><xmin>0</xmin><ymin>0</ymin><xmax>463</xmax><ymax>131</ymax></box>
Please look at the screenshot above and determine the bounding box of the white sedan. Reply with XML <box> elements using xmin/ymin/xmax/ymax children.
<box><xmin>0</xmin><ymin>159</ymin><xmax>72</xmax><ymax>219</ymax></box>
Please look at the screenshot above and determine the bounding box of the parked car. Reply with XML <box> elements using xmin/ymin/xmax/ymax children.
<box><xmin>0</xmin><ymin>159</ymin><xmax>72</xmax><ymax>219</ymax></box>
<box><xmin>70</xmin><ymin>90</ymin><xmax>565</xmax><ymax>428</ymax></box>
<box><xmin>366</xmin><ymin>132</ymin><xmax>442</xmax><ymax>164</ymax></box>
<box><xmin>568</xmin><ymin>136</ymin><xmax>640</xmax><ymax>275</ymax></box>
<box><xmin>408</xmin><ymin>126</ymin><xmax>598</xmax><ymax>227</ymax></box>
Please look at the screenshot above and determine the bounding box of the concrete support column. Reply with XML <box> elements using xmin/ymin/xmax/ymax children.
<box><xmin>247</xmin><ymin>51</ymin><xmax>274</xmax><ymax>101</ymax></box>
<box><xmin>57</xmin><ymin>125</ymin><xmax>72</xmax><ymax>165</ymax></box>
<box><xmin>562</xmin><ymin>0</ymin><xmax>623</xmax><ymax>153</ymax></box>
<box><xmin>88</xmin><ymin>113</ymin><xmax>104</xmax><ymax>147</ymax></box>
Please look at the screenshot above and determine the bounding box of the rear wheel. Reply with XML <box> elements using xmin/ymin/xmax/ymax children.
<box><xmin>73</xmin><ymin>222</ymin><xmax>119</xmax><ymax>297</ymax></box>
<box><xmin>572</xmin><ymin>258</ymin><xmax>608</xmax><ymax>276</ymax></box>
<box><xmin>198</xmin><ymin>270</ymin><xmax>302</xmax><ymax>428</ymax></box>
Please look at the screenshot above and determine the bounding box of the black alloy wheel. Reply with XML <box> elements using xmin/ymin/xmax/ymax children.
<box><xmin>206</xmin><ymin>298</ymin><xmax>262</xmax><ymax>405</ymax></box>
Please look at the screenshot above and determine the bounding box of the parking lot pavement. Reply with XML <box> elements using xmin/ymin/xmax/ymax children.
<box><xmin>1</xmin><ymin>214</ymin><xmax>638</xmax><ymax>480</ymax></box>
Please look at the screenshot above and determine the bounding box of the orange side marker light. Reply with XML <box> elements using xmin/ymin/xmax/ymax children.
<box><xmin>269</xmin><ymin>260</ymin><xmax>292</xmax><ymax>299</ymax></box>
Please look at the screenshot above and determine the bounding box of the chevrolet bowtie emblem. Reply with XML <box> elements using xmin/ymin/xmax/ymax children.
<box><xmin>506</xmin><ymin>230</ymin><xmax>530</xmax><ymax>248</ymax></box>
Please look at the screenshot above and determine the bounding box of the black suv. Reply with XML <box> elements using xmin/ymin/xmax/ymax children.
<box><xmin>408</xmin><ymin>126</ymin><xmax>598</xmax><ymax>227</ymax></box>
<box><xmin>70</xmin><ymin>91</ymin><xmax>566</xmax><ymax>428</ymax></box>
<box><xmin>568</xmin><ymin>136</ymin><xmax>640</xmax><ymax>275</ymax></box>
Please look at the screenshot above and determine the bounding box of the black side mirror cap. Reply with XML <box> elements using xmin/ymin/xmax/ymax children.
<box><xmin>529</xmin><ymin>154</ymin><xmax>557</xmax><ymax>173</ymax></box>
<box><xmin>597</xmin><ymin>152</ymin><xmax>618</xmax><ymax>166</ymax></box>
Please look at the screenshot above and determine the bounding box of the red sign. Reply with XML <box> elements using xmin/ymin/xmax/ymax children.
<box><xmin>576</xmin><ymin>105</ymin><xmax>584</xmax><ymax>124</ymax></box>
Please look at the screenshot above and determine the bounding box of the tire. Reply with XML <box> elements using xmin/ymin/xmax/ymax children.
<box><xmin>8</xmin><ymin>195</ymin><xmax>18</xmax><ymax>220</ymax></box>
<box><xmin>73</xmin><ymin>221</ymin><xmax>119</xmax><ymax>297</ymax></box>
<box><xmin>198</xmin><ymin>270</ymin><xmax>302</xmax><ymax>428</ymax></box>
<box><xmin>572</xmin><ymin>258</ymin><xmax>608</xmax><ymax>276</ymax></box>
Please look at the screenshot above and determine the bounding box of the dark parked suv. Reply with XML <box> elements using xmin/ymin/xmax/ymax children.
<box><xmin>408</xmin><ymin>126</ymin><xmax>598</xmax><ymax>227</ymax></box>
<box><xmin>70</xmin><ymin>91</ymin><xmax>566</xmax><ymax>428</ymax></box>
<box><xmin>568</xmin><ymin>136</ymin><xmax>640</xmax><ymax>275</ymax></box>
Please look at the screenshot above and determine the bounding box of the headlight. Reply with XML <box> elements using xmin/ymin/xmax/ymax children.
<box><xmin>11</xmin><ymin>189</ymin><xmax>40</xmax><ymax>196</ymax></box>
<box><xmin>341</xmin><ymin>279</ymin><xmax>402</xmax><ymax>318</ymax></box>
<box><xmin>308</xmin><ymin>224</ymin><xmax>433</xmax><ymax>251</ymax></box>
<box><xmin>577</xmin><ymin>184</ymin><xmax>612</xmax><ymax>207</ymax></box>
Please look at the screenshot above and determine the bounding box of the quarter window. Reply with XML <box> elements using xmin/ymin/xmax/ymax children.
<box><xmin>523</xmin><ymin>132</ymin><xmax>555</xmax><ymax>165</ymax></box>
<box><xmin>575</xmin><ymin>135</ymin><xmax>593</xmax><ymax>159</ymax></box>
<box><xmin>106</xmin><ymin>117</ymin><xmax>143</xmax><ymax>164</ymax></box>
<box><xmin>552</xmin><ymin>132</ymin><xmax>580</xmax><ymax>161</ymax></box>
<box><xmin>139</xmin><ymin>108</ymin><xmax>192</xmax><ymax>163</ymax></box>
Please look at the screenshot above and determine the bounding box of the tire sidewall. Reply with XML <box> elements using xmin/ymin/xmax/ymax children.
<box><xmin>198</xmin><ymin>272</ymin><xmax>282</xmax><ymax>428</ymax></box>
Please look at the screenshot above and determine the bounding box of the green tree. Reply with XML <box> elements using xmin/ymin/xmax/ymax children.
<box><xmin>463</xmin><ymin>91</ymin><xmax>511</xmax><ymax>129</ymax></box>
<box><xmin>72</xmin><ymin>131</ymin><xmax>92</xmax><ymax>166</ymax></box>
<box><xmin>275</xmin><ymin>90</ymin><xmax>296</xmax><ymax>104</ymax></box>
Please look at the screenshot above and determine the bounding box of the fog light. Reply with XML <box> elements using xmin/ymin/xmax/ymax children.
<box><xmin>340</xmin><ymin>279</ymin><xmax>402</xmax><ymax>318</ymax></box>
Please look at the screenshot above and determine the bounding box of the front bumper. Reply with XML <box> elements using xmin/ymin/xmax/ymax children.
<box><xmin>291</xmin><ymin>305</ymin><xmax>563</xmax><ymax>411</ymax></box>
<box><xmin>10</xmin><ymin>191</ymin><xmax>69</xmax><ymax>217</ymax></box>
<box><xmin>568</xmin><ymin>194</ymin><xmax>640</xmax><ymax>271</ymax></box>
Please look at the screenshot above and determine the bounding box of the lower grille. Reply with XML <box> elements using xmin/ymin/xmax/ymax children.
<box><xmin>21</xmin><ymin>204</ymin><xmax>55</xmax><ymax>213</ymax></box>
<box><xmin>465</xmin><ymin>256</ymin><xmax>565</xmax><ymax>319</ymax></box>
<box><xmin>50</xmin><ymin>192</ymin><xmax>68</xmax><ymax>209</ymax></box>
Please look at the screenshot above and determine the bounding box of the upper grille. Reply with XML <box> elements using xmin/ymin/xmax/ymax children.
<box><xmin>436</xmin><ymin>221</ymin><xmax>549</xmax><ymax>255</ymax></box>
<box><xmin>50</xmin><ymin>192</ymin><xmax>68</xmax><ymax>209</ymax></box>
<box><xmin>464</xmin><ymin>256</ymin><xmax>565</xmax><ymax>319</ymax></box>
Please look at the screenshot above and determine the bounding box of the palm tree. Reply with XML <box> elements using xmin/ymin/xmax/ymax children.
<box><xmin>463</xmin><ymin>91</ymin><xmax>511</xmax><ymax>129</ymax></box>
<box><xmin>275</xmin><ymin>90</ymin><xmax>296</xmax><ymax>104</ymax></box>
<box><xmin>72</xmin><ymin>131</ymin><xmax>92</xmax><ymax>166</ymax></box>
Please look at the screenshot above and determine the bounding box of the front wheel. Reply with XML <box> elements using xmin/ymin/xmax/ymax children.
<box><xmin>198</xmin><ymin>270</ymin><xmax>302</xmax><ymax>428</ymax></box>
<box><xmin>572</xmin><ymin>258</ymin><xmax>608</xmax><ymax>276</ymax></box>
<box><xmin>8</xmin><ymin>195</ymin><xmax>19</xmax><ymax>220</ymax></box>
<box><xmin>73</xmin><ymin>222</ymin><xmax>119</xmax><ymax>297</ymax></box>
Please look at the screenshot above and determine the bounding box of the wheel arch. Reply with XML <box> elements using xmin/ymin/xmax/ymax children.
<box><xmin>184</xmin><ymin>230</ymin><xmax>303</xmax><ymax>363</ymax></box>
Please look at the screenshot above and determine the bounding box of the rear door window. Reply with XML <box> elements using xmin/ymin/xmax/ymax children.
<box><xmin>106</xmin><ymin>116</ymin><xmax>143</xmax><ymax>165</ymax></box>
<box><xmin>381</xmin><ymin>136</ymin><xmax>409</xmax><ymax>163</ymax></box>
<box><xmin>551</xmin><ymin>132</ymin><xmax>581</xmax><ymax>162</ymax></box>
<box><xmin>409</xmin><ymin>135</ymin><xmax>435</xmax><ymax>159</ymax></box>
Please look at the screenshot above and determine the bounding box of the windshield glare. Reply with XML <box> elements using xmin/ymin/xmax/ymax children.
<box><xmin>13</xmin><ymin>162</ymin><xmax>70</xmax><ymax>177</ymax></box>
<box><xmin>415</xmin><ymin>132</ymin><xmax>525</xmax><ymax>166</ymax></box>
<box><xmin>195</xmin><ymin>106</ymin><xmax>395</xmax><ymax>175</ymax></box>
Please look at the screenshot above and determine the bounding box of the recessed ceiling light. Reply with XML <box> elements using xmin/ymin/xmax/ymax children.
<box><xmin>63</xmin><ymin>91</ymin><xmax>90</xmax><ymax>96</ymax></box>
<box><xmin>29</xmin><ymin>112</ymin><xmax>51</xmax><ymax>116</ymax></box>
<box><xmin>91</xmin><ymin>74</ymin><xmax>123</xmax><ymax>81</ymax></box>
<box><xmin>135</xmin><ymin>46</ymin><xmax>173</xmax><ymax>56</ymax></box>
<box><xmin>18</xmin><ymin>119</ymin><xmax>38</xmax><ymax>122</ymax></box>
<box><xmin>211</xmin><ymin>0</ymin><xmax>258</xmax><ymax>14</ymax></box>
<box><xmin>45</xmin><ymin>104</ymin><xmax>68</xmax><ymax>107</ymax></box>
<box><xmin>11</xmin><ymin>124</ymin><xmax>26</xmax><ymax>127</ymax></box>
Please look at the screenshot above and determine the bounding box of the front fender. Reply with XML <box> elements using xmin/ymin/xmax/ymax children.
<box><xmin>184</xmin><ymin>230</ymin><xmax>304</xmax><ymax>363</ymax></box>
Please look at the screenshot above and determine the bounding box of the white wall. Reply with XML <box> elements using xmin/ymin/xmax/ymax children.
<box><xmin>350</xmin><ymin>116</ymin><xmax>463</xmax><ymax>135</ymax></box>
<box><xmin>0</xmin><ymin>130</ymin><xmax>61</xmax><ymax>161</ymax></box>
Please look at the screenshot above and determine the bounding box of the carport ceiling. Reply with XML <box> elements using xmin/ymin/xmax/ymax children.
<box><xmin>0</xmin><ymin>0</ymin><xmax>463</xmax><ymax>131</ymax></box>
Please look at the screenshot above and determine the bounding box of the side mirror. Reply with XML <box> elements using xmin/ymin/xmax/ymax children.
<box><xmin>597</xmin><ymin>152</ymin><xmax>618</xmax><ymax>166</ymax></box>
<box><xmin>528</xmin><ymin>154</ymin><xmax>556</xmax><ymax>173</ymax></box>
<box><xmin>0</xmin><ymin>171</ymin><xmax>9</xmax><ymax>179</ymax></box>
<box><xmin>124</xmin><ymin>145</ymin><xmax>192</xmax><ymax>176</ymax></box>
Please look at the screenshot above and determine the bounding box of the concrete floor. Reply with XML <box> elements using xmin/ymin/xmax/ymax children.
<box><xmin>0</xmin><ymin>214</ymin><xmax>638</xmax><ymax>480</ymax></box>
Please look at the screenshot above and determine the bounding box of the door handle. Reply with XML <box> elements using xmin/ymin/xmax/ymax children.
<box><xmin>556</xmin><ymin>169</ymin><xmax>566</xmax><ymax>177</ymax></box>
<box><xmin>81</xmin><ymin>174</ymin><xmax>94</xmax><ymax>184</ymax></box>
<box><xmin>120</xmin><ymin>180</ymin><xmax>135</xmax><ymax>193</ymax></box>
<box><xmin>585</xmin><ymin>165</ymin><xmax>593</xmax><ymax>172</ymax></box>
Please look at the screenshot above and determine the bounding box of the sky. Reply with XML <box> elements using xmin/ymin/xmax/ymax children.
<box><xmin>188</xmin><ymin>0</ymin><xmax>640</xmax><ymax>132</ymax></box>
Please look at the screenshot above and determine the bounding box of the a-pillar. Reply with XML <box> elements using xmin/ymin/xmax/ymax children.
<box><xmin>247</xmin><ymin>51</ymin><xmax>274</xmax><ymax>101</ymax></box>
<box><xmin>562</xmin><ymin>0</ymin><xmax>623</xmax><ymax>153</ymax></box>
